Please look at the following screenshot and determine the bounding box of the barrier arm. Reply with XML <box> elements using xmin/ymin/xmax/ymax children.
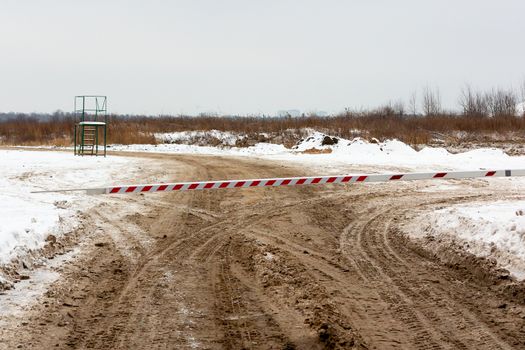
<box><xmin>31</xmin><ymin>169</ymin><xmax>525</xmax><ymax>196</ymax></box>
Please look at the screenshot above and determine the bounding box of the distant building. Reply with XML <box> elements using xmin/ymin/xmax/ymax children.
<box><xmin>277</xmin><ymin>109</ymin><xmax>301</xmax><ymax>118</ymax></box>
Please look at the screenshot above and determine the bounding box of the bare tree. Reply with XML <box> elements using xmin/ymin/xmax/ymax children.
<box><xmin>392</xmin><ymin>99</ymin><xmax>405</xmax><ymax>116</ymax></box>
<box><xmin>519</xmin><ymin>80</ymin><xmax>525</xmax><ymax>117</ymax></box>
<box><xmin>487</xmin><ymin>88</ymin><xmax>516</xmax><ymax>118</ymax></box>
<box><xmin>458</xmin><ymin>84</ymin><xmax>489</xmax><ymax>118</ymax></box>
<box><xmin>408</xmin><ymin>91</ymin><xmax>418</xmax><ymax>115</ymax></box>
<box><xmin>459</xmin><ymin>85</ymin><xmax>474</xmax><ymax>116</ymax></box>
<box><xmin>376</xmin><ymin>100</ymin><xmax>405</xmax><ymax>117</ymax></box>
<box><xmin>520</xmin><ymin>79</ymin><xmax>525</xmax><ymax>103</ymax></box>
<box><xmin>421</xmin><ymin>86</ymin><xmax>441</xmax><ymax>116</ymax></box>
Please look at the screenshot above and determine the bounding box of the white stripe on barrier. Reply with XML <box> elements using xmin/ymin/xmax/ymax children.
<box><xmin>30</xmin><ymin>169</ymin><xmax>525</xmax><ymax>195</ymax></box>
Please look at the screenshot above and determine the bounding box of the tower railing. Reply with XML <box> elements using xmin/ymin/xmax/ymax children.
<box><xmin>73</xmin><ymin>96</ymin><xmax>108</xmax><ymax>156</ymax></box>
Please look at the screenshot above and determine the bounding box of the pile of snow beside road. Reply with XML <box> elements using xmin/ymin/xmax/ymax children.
<box><xmin>0</xmin><ymin>150</ymin><xmax>140</xmax><ymax>266</ymax></box>
<box><xmin>112</xmin><ymin>130</ymin><xmax>525</xmax><ymax>172</ymax></box>
<box><xmin>286</xmin><ymin>131</ymin><xmax>525</xmax><ymax>171</ymax></box>
<box><xmin>155</xmin><ymin>130</ymin><xmax>241</xmax><ymax>146</ymax></box>
<box><xmin>408</xmin><ymin>201</ymin><xmax>525</xmax><ymax>280</ymax></box>
<box><xmin>112</xmin><ymin>142</ymin><xmax>288</xmax><ymax>156</ymax></box>
<box><xmin>516</xmin><ymin>102</ymin><xmax>525</xmax><ymax>117</ymax></box>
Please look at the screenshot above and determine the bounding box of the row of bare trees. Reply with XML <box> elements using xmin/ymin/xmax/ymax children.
<box><xmin>422</xmin><ymin>86</ymin><xmax>442</xmax><ymax>116</ymax></box>
<box><xmin>361</xmin><ymin>87</ymin><xmax>443</xmax><ymax>118</ymax></box>
<box><xmin>374</xmin><ymin>82</ymin><xmax>524</xmax><ymax>118</ymax></box>
<box><xmin>459</xmin><ymin>85</ymin><xmax>521</xmax><ymax>118</ymax></box>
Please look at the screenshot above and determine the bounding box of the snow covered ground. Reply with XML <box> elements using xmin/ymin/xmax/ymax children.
<box><xmin>406</xmin><ymin>201</ymin><xmax>525</xmax><ymax>280</ymax></box>
<box><xmin>155</xmin><ymin>130</ymin><xmax>242</xmax><ymax>146</ymax></box>
<box><xmin>110</xmin><ymin>141</ymin><xmax>288</xmax><ymax>158</ymax></box>
<box><xmin>0</xmin><ymin>150</ymin><xmax>156</xmax><ymax>271</ymax></box>
<box><xmin>517</xmin><ymin>101</ymin><xmax>525</xmax><ymax>117</ymax></box>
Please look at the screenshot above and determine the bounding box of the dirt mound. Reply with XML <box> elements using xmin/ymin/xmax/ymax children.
<box><xmin>301</xmin><ymin>147</ymin><xmax>333</xmax><ymax>154</ymax></box>
<box><xmin>321</xmin><ymin>136</ymin><xmax>339</xmax><ymax>146</ymax></box>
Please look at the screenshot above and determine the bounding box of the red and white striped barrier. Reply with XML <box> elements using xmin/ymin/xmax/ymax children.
<box><xmin>46</xmin><ymin>169</ymin><xmax>523</xmax><ymax>195</ymax></box>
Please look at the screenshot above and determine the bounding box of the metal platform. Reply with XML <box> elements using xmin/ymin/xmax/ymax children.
<box><xmin>74</xmin><ymin>96</ymin><xmax>108</xmax><ymax>157</ymax></box>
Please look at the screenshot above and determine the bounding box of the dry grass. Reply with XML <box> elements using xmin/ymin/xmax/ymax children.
<box><xmin>0</xmin><ymin>116</ymin><xmax>157</xmax><ymax>146</ymax></box>
<box><xmin>0</xmin><ymin>116</ymin><xmax>73</xmax><ymax>146</ymax></box>
<box><xmin>1</xmin><ymin>112</ymin><xmax>524</xmax><ymax>147</ymax></box>
<box><xmin>301</xmin><ymin>148</ymin><xmax>333</xmax><ymax>154</ymax></box>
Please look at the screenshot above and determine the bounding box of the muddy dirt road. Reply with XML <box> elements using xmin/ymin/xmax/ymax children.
<box><xmin>2</xmin><ymin>154</ymin><xmax>525</xmax><ymax>349</ymax></box>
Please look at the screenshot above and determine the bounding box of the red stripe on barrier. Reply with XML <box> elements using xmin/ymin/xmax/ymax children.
<box><xmin>86</xmin><ymin>169</ymin><xmax>525</xmax><ymax>196</ymax></box>
<box><xmin>141</xmin><ymin>186</ymin><xmax>152</xmax><ymax>192</ymax></box>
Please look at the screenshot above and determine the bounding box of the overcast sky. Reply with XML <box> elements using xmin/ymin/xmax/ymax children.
<box><xmin>1</xmin><ymin>0</ymin><xmax>524</xmax><ymax>115</ymax></box>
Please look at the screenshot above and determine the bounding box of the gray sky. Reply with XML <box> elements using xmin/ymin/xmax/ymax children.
<box><xmin>1</xmin><ymin>0</ymin><xmax>524</xmax><ymax>115</ymax></box>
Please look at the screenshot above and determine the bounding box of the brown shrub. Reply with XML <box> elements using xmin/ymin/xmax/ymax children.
<box><xmin>1</xmin><ymin>111</ymin><xmax>524</xmax><ymax>147</ymax></box>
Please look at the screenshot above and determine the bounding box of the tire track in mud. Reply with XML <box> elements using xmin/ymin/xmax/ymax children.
<box><xmin>64</xmin><ymin>156</ymin><xmax>310</xmax><ymax>349</ymax></box>
<box><xmin>210</xmin><ymin>242</ymin><xmax>290</xmax><ymax>349</ymax></box>
<box><xmin>241</xmin><ymin>186</ymin><xmax>523</xmax><ymax>349</ymax></box>
<box><xmin>341</xmin><ymin>193</ymin><xmax>515</xmax><ymax>350</ymax></box>
<box><xmin>66</xmin><ymin>162</ymin><xmax>235</xmax><ymax>349</ymax></box>
<box><xmin>69</xmin><ymin>181</ymin><xmax>525</xmax><ymax>349</ymax></box>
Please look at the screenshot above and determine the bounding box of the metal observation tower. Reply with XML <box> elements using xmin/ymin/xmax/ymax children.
<box><xmin>74</xmin><ymin>96</ymin><xmax>108</xmax><ymax>156</ymax></box>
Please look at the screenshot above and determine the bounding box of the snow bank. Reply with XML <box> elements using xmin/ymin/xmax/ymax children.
<box><xmin>0</xmin><ymin>150</ymin><xmax>143</xmax><ymax>265</ymax></box>
<box><xmin>285</xmin><ymin>131</ymin><xmax>525</xmax><ymax>171</ymax></box>
<box><xmin>155</xmin><ymin>130</ymin><xmax>241</xmax><ymax>146</ymax></box>
<box><xmin>407</xmin><ymin>201</ymin><xmax>525</xmax><ymax>279</ymax></box>
<box><xmin>517</xmin><ymin>102</ymin><xmax>525</xmax><ymax>117</ymax></box>
<box><xmin>112</xmin><ymin>130</ymin><xmax>525</xmax><ymax>172</ymax></box>
<box><xmin>110</xmin><ymin>142</ymin><xmax>288</xmax><ymax>156</ymax></box>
